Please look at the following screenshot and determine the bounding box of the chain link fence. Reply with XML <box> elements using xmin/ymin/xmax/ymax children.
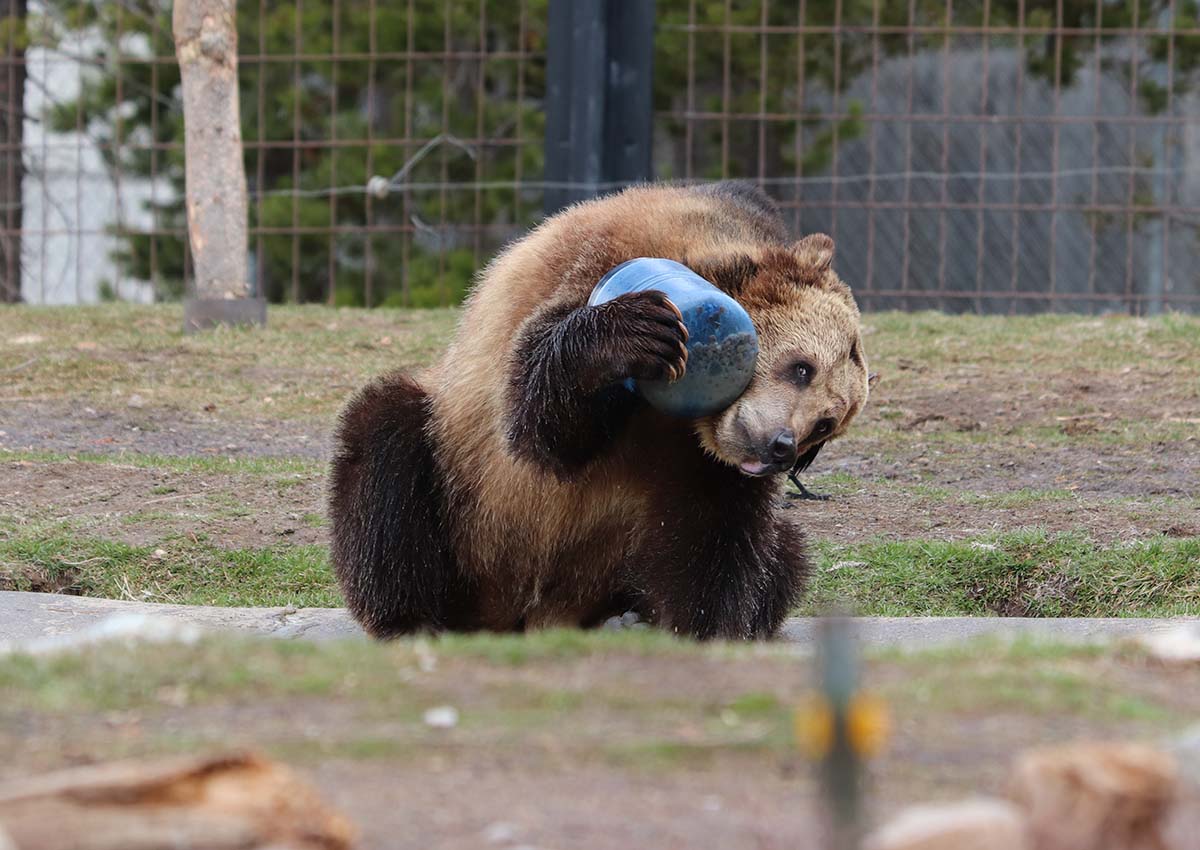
<box><xmin>3</xmin><ymin>0</ymin><xmax>1198</xmax><ymax>312</ymax></box>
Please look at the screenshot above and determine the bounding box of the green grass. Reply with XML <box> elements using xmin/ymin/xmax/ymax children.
<box><xmin>863</xmin><ymin>310</ymin><xmax>1200</xmax><ymax>373</ymax></box>
<box><xmin>3</xmin><ymin>306</ymin><xmax>1198</xmax><ymax>430</ymax></box>
<box><xmin>0</xmin><ymin>631</ymin><xmax>727</xmax><ymax>714</ymax></box>
<box><xmin>0</xmin><ymin>530</ymin><xmax>339</xmax><ymax>607</ymax></box>
<box><xmin>4</xmin><ymin>306</ymin><xmax>1198</xmax><ymax>619</ymax></box>
<box><xmin>1</xmin><ymin>449</ymin><xmax>322</xmax><ymax>477</ymax></box>
<box><xmin>3</xmin><ymin>521</ymin><xmax>1197</xmax><ymax>617</ymax></box>
<box><xmin>805</xmin><ymin>531</ymin><xmax>1200</xmax><ymax>617</ymax></box>
<box><xmin>0</xmin><ymin>304</ymin><xmax>458</xmax><ymax>420</ymax></box>
<box><xmin>1</xmin><ymin>634</ymin><xmax>1190</xmax><ymax>758</ymax></box>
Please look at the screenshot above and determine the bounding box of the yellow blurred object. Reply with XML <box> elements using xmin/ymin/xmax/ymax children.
<box><xmin>794</xmin><ymin>692</ymin><xmax>890</xmax><ymax>759</ymax></box>
<box><xmin>794</xmin><ymin>696</ymin><xmax>836</xmax><ymax>759</ymax></box>
<box><xmin>846</xmin><ymin>692</ymin><xmax>890</xmax><ymax>757</ymax></box>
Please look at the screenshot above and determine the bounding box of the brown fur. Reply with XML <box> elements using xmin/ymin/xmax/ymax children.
<box><xmin>330</xmin><ymin>181</ymin><xmax>870</xmax><ymax>639</ymax></box>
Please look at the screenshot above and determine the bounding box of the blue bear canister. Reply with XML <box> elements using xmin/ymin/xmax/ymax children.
<box><xmin>587</xmin><ymin>258</ymin><xmax>759</xmax><ymax>418</ymax></box>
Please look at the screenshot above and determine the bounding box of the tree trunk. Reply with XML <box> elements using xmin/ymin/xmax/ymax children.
<box><xmin>173</xmin><ymin>0</ymin><xmax>260</xmax><ymax>328</ymax></box>
<box><xmin>0</xmin><ymin>752</ymin><xmax>356</xmax><ymax>850</ymax></box>
<box><xmin>0</xmin><ymin>0</ymin><xmax>25</xmax><ymax>303</ymax></box>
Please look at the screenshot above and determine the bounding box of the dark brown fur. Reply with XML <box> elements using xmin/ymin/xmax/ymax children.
<box><xmin>329</xmin><ymin>181</ymin><xmax>869</xmax><ymax>639</ymax></box>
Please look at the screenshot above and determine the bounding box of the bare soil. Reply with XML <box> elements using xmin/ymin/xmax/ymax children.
<box><xmin>3</xmin><ymin>390</ymin><xmax>1196</xmax><ymax>553</ymax></box>
<box><xmin>0</xmin><ymin>399</ymin><xmax>326</xmax><ymax>460</ymax></box>
<box><xmin>2</xmin><ymin>453</ymin><xmax>1195</xmax><ymax>564</ymax></box>
<box><xmin>3</xmin><ymin>645</ymin><xmax>1199</xmax><ymax>850</ymax></box>
<box><xmin>1</xmin><ymin>456</ymin><xmax>327</xmax><ymax>550</ymax></box>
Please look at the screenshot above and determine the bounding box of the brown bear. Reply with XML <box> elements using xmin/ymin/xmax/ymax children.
<box><xmin>329</xmin><ymin>181</ymin><xmax>871</xmax><ymax>640</ymax></box>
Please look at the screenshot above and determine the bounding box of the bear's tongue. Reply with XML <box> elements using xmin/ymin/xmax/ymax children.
<box><xmin>739</xmin><ymin>460</ymin><xmax>771</xmax><ymax>476</ymax></box>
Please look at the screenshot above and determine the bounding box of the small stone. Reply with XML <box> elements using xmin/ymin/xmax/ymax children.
<box><xmin>481</xmin><ymin>821</ymin><xmax>518</xmax><ymax>844</ymax></box>
<box><xmin>126</xmin><ymin>394</ymin><xmax>146</xmax><ymax>409</ymax></box>
<box><xmin>423</xmin><ymin>706</ymin><xmax>459</xmax><ymax>729</ymax></box>
<box><xmin>864</xmin><ymin>798</ymin><xmax>1029</xmax><ymax>850</ymax></box>
<box><xmin>828</xmin><ymin>560</ymin><xmax>868</xmax><ymax>572</ymax></box>
<box><xmin>969</xmin><ymin>542</ymin><xmax>998</xmax><ymax>552</ymax></box>
<box><xmin>9</xmin><ymin>334</ymin><xmax>43</xmax><ymax>345</ymax></box>
<box><xmin>151</xmin><ymin>548</ymin><xmax>168</xmax><ymax>559</ymax></box>
<box><xmin>1010</xmin><ymin>742</ymin><xmax>1177</xmax><ymax>850</ymax></box>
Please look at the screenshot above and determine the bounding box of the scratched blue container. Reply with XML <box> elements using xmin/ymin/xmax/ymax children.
<box><xmin>588</xmin><ymin>258</ymin><xmax>759</xmax><ymax>418</ymax></box>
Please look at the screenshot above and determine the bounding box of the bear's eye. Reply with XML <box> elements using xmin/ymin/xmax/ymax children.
<box><xmin>792</xmin><ymin>361</ymin><xmax>815</xmax><ymax>387</ymax></box>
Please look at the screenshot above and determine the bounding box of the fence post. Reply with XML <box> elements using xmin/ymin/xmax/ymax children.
<box><xmin>174</xmin><ymin>0</ymin><xmax>263</xmax><ymax>331</ymax></box>
<box><xmin>543</xmin><ymin>0</ymin><xmax>656</xmax><ymax>216</ymax></box>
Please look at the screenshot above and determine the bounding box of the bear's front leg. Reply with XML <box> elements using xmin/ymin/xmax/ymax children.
<box><xmin>506</xmin><ymin>290</ymin><xmax>689</xmax><ymax>478</ymax></box>
<box><xmin>636</xmin><ymin>507</ymin><xmax>810</xmax><ymax>640</ymax></box>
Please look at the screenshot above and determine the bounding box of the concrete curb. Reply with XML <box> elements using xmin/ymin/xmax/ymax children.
<box><xmin>0</xmin><ymin>591</ymin><xmax>1194</xmax><ymax>651</ymax></box>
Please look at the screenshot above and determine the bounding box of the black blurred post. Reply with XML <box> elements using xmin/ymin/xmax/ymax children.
<box><xmin>543</xmin><ymin>0</ymin><xmax>656</xmax><ymax>215</ymax></box>
<box><xmin>818</xmin><ymin>616</ymin><xmax>865</xmax><ymax>850</ymax></box>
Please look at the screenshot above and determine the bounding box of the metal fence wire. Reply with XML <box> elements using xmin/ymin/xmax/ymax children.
<box><xmin>2</xmin><ymin>0</ymin><xmax>1198</xmax><ymax>313</ymax></box>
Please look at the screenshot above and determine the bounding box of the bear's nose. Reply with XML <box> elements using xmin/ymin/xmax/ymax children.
<box><xmin>807</xmin><ymin>418</ymin><xmax>837</xmax><ymax>443</ymax></box>
<box><xmin>767</xmin><ymin>429</ymin><xmax>797</xmax><ymax>464</ymax></box>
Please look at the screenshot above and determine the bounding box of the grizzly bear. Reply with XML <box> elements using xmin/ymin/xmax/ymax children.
<box><xmin>329</xmin><ymin>181</ymin><xmax>871</xmax><ymax>640</ymax></box>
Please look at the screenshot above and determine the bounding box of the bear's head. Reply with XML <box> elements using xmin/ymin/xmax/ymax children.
<box><xmin>690</xmin><ymin>234</ymin><xmax>872</xmax><ymax>477</ymax></box>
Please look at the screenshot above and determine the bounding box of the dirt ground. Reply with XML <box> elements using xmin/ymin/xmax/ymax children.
<box><xmin>3</xmin><ymin>392</ymin><xmax>1197</xmax><ymax>552</ymax></box>
<box><xmin>3</xmin><ymin>638</ymin><xmax>1199</xmax><ymax>850</ymax></box>
<box><xmin>2</xmin><ymin>308</ymin><xmax>1199</xmax><ymax>846</ymax></box>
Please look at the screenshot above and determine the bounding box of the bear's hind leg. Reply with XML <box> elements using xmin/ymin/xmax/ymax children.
<box><xmin>329</xmin><ymin>373</ymin><xmax>474</xmax><ymax>637</ymax></box>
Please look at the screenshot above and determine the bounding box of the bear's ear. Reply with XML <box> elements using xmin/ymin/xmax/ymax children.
<box><xmin>794</xmin><ymin>233</ymin><xmax>835</xmax><ymax>272</ymax></box>
<box><xmin>686</xmin><ymin>253</ymin><xmax>759</xmax><ymax>294</ymax></box>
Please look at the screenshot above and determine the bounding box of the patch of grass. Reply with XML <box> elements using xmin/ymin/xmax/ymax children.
<box><xmin>806</xmin><ymin>531</ymin><xmax>1200</xmax><ymax>617</ymax></box>
<box><xmin>2</xmin><ymin>449</ymin><xmax>322</xmax><ymax>477</ymax></box>
<box><xmin>786</xmin><ymin>471</ymin><xmax>864</xmax><ymax>499</ymax></box>
<box><xmin>864</xmin><ymin>311</ymin><xmax>1200</xmax><ymax>374</ymax></box>
<box><xmin>4</xmin><ymin>306</ymin><xmax>1198</xmax><ymax>429</ymax></box>
<box><xmin>964</xmin><ymin>488</ymin><xmax>1077</xmax><ymax>508</ymax></box>
<box><xmin>726</xmin><ymin>691</ymin><xmax>784</xmax><ymax>717</ymax></box>
<box><xmin>6</xmin><ymin>521</ymin><xmax>1197</xmax><ymax>616</ymax></box>
<box><xmin>0</xmin><ymin>529</ymin><xmax>340</xmax><ymax>607</ymax></box>
<box><xmin>4</xmin><ymin>634</ymin><xmax>1192</xmax><ymax>780</ymax></box>
<box><xmin>0</xmin><ymin>305</ymin><xmax>458</xmax><ymax>421</ymax></box>
<box><xmin>0</xmin><ymin>633</ymin><xmax>714</xmax><ymax>714</ymax></box>
<box><xmin>876</xmin><ymin>639</ymin><xmax>1175</xmax><ymax>726</ymax></box>
<box><xmin>885</xmin><ymin>663</ymin><xmax>1172</xmax><ymax>724</ymax></box>
<box><xmin>868</xmin><ymin>634</ymin><xmax>1115</xmax><ymax>664</ymax></box>
<box><xmin>431</xmin><ymin>628</ymin><xmax>693</xmax><ymax>665</ymax></box>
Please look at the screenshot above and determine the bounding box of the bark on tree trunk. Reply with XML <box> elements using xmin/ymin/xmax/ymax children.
<box><xmin>0</xmin><ymin>0</ymin><xmax>25</xmax><ymax>304</ymax></box>
<box><xmin>173</xmin><ymin>0</ymin><xmax>261</xmax><ymax>329</ymax></box>
<box><xmin>0</xmin><ymin>752</ymin><xmax>356</xmax><ymax>849</ymax></box>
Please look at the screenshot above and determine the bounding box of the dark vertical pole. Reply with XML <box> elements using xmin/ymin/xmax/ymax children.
<box><xmin>604</xmin><ymin>0</ymin><xmax>656</xmax><ymax>187</ymax></box>
<box><xmin>544</xmin><ymin>0</ymin><xmax>655</xmax><ymax>216</ymax></box>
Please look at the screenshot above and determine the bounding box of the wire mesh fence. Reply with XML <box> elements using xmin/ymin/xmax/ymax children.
<box><xmin>3</xmin><ymin>0</ymin><xmax>1198</xmax><ymax>312</ymax></box>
